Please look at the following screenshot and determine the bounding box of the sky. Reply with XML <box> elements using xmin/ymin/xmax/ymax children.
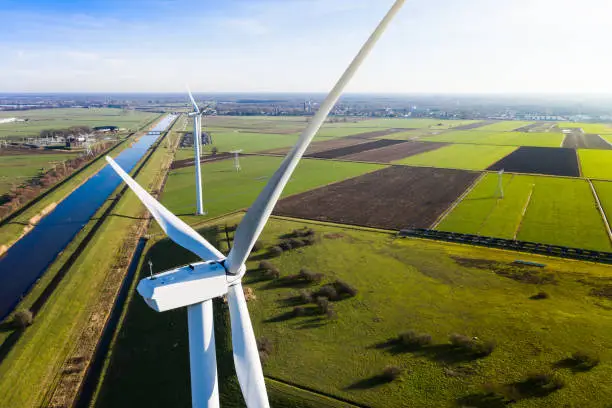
<box><xmin>1</xmin><ymin>0</ymin><xmax>612</xmax><ymax>94</ymax></box>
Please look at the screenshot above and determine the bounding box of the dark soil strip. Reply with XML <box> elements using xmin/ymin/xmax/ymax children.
<box><xmin>307</xmin><ymin>139</ymin><xmax>406</xmax><ymax>160</ymax></box>
<box><xmin>340</xmin><ymin>141</ymin><xmax>447</xmax><ymax>163</ymax></box>
<box><xmin>452</xmin><ymin>121</ymin><xmax>496</xmax><ymax>130</ymax></box>
<box><xmin>274</xmin><ymin>166</ymin><xmax>479</xmax><ymax>230</ymax></box>
<box><xmin>171</xmin><ymin>152</ymin><xmax>233</xmax><ymax>169</ymax></box>
<box><xmin>401</xmin><ymin>228</ymin><xmax>612</xmax><ymax>264</ymax></box>
<box><xmin>488</xmin><ymin>147</ymin><xmax>580</xmax><ymax>177</ymax></box>
<box><xmin>563</xmin><ymin>133</ymin><xmax>612</xmax><ymax>150</ymax></box>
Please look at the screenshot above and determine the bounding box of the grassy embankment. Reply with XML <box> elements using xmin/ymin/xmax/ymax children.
<box><xmin>94</xmin><ymin>214</ymin><xmax>612</xmax><ymax>407</ymax></box>
<box><xmin>0</xmin><ymin>115</ymin><xmax>178</xmax><ymax>407</ymax></box>
<box><xmin>438</xmin><ymin>173</ymin><xmax>611</xmax><ymax>251</ymax></box>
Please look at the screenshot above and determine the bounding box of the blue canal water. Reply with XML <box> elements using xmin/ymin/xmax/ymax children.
<box><xmin>0</xmin><ymin>115</ymin><xmax>176</xmax><ymax>319</ymax></box>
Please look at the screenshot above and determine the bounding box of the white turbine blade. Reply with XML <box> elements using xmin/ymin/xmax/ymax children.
<box><xmin>106</xmin><ymin>156</ymin><xmax>223</xmax><ymax>261</ymax></box>
<box><xmin>187</xmin><ymin>86</ymin><xmax>200</xmax><ymax>113</ymax></box>
<box><xmin>225</xmin><ymin>0</ymin><xmax>405</xmax><ymax>274</ymax></box>
<box><xmin>226</xmin><ymin>283</ymin><xmax>269</xmax><ymax>408</ymax></box>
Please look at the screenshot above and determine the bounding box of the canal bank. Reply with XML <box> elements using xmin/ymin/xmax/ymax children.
<box><xmin>0</xmin><ymin>114</ymin><xmax>183</xmax><ymax>408</ymax></box>
<box><xmin>0</xmin><ymin>115</ymin><xmax>177</xmax><ymax>320</ymax></box>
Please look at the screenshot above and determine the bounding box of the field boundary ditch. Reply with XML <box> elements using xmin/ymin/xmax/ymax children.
<box><xmin>588</xmin><ymin>179</ymin><xmax>612</xmax><ymax>245</ymax></box>
<box><xmin>430</xmin><ymin>171</ymin><xmax>486</xmax><ymax>229</ymax></box>
<box><xmin>400</xmin><ymin>228</ymin><xmax>612</xmax><ymax>264</ymax></box>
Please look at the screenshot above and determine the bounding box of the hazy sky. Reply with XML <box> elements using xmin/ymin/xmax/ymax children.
<box><xmin>1</xmin><ymin>0</ymin><xmax>611</xmax><ymax>94</ymax></box>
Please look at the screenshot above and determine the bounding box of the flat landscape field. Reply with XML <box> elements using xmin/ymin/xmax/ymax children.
<box><xmin>0</xmin><ymin>108</ymin><xmax>158</xmax><ymax>139</ymax></box>
<box><xmin>578</xmin><ymin>149</ymin><xmax>612</xmax><ymax>180</ymax></box>
<box><xmin>394</xmin><ymin>144</ymin><xmax>517</xmax><ymax>171</ymax></box>
<box><xmin>306</xmin><ymin>139</ymin><xmax>406</xmax><ymax>160</ymax></box>
<box><xmin>488</xmin><ymin>147</ymin><xmax>580</xmax><ymax>177</ymax></box>
<box><xmin>438</xmin><ymin>174</ymin><xmax>611</xmax><ymax>251</ymax></box>
<box><xmin>274</xmin><ymin>166</ymin><xmax>479</xmax><ymax>230</ymax></box>
<box><xmin>472</xmin><ymin>121</ymin><xmax>535</xmax><ymax>132</ymax></box>
<box><xmin>94</xmin><ymin>216</ymin><xmax>612</xmax><ymax>408</ymax></box>
<box><xmin>161</xmin><ymin>155</ymin><xmax>385</xmax><ymax>223</ymax></box>
<box><xmin>423</xmin><ymin>130</ymin><xmax>564</xmax><ymax>147</ymax></box>
<box><xmin>339</xmin><ymin>141</ymin><xmax>446</xmax><ymax>163</ymax></box>
<box><xmin>0</xmin><ymin>150</ymin><xmax>77</xmax><ymax>195</ymax></box>
<box><xmin>562</xmin><ymin>134</ymin><xmax>611</xmax><ymax>149</ymax></box>
<box><xmin>559</xmin><ymin>123</ymin><xmax>612</xmax><ymax>134</ymax></box>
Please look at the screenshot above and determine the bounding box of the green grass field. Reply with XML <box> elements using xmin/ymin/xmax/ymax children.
<box><xmin>423</xmin><ymin>131</ymin><xmax>564</xmax><ymax>147</ymax></box>
<box><xmin>0</xmin><ymin>152</ymin><xmax>77</xmax><ymax>195</ymax></box>
<box><xmin>559</xmin><ymin>123</ymin><xmax>612</xmax><ymax>134</ymax></box>
<box><xmin>474</xmin><ymin>121</ymin><xmax>535</xmax><ymax>132</ymax></box>
<box><xmin>0</xmin><ymin>108</ymin><xmax>158</xmax><ymax>139</ymax></box>
<box><xmin>438</xmin><ymin>174</ymin><xmax>611</xmax><ymax>251</ymax></box>
<box><xmin>202</xmin><ymin>131</ymin><xmax>299</xmax><ymax>154</ymax></box>
<box><xmin>393</xmin><ymin>144</ymin><xmax>516</xmax><ymax>170</ymax></box>
<box><xmin>93</xmin><ymin>215</ymin><xmax>612</xmax><ymax>408</ymax></box>
<box><xmin>162</xmin><ymin>155</ymin><xmax>385</xmax><ymax>223</ymax></box>
<box><xmin>578</xmin><ymin>149</ymin><xmax>612</xmax><ymax>180</ymax></box>
<box><xmin>593</xmin><ymin>181</ymin><xmax>612</xmax><ymax>226</ymax></box>
<box><xmin>323</xmin><ymin>118</ymin><xmax>481</xmax><ymax>129</ymax></box>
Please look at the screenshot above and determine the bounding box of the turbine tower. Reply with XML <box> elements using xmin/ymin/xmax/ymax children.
<box><xmin>230</xmin><ymin>149</ymin><xmax>243</xmax><ymax>172</ymax></box>
<box><xmin>187</xmin><ymin>88</ymin><xmax>206</xmax><ymax>215</ymax></box>
<box><xmin>106</xmin><ymin>1</ymin><xmax>404</xmax><ymax>407</ymax></box>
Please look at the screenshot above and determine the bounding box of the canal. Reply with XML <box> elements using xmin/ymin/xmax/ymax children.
<box><xmin>0</xmin><ymin>114</ymin><xmax>176</xmax><ymax>319</ymax></box>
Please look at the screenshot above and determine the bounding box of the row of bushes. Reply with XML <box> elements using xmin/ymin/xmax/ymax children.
<box><xmin>0</xmin><ymin>141</ymin><xmax>115</xmax><ymax>219</ymax></box>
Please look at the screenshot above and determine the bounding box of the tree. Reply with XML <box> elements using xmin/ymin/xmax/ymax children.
<box><xmin>211</xmin><ymin>146</ymin><xmax>218</xmax><ymax>156</ymax></box>
<box><xmin>13</xmin><ymin>309</ymin><xmax>33</xmax><ymax>328</ymax></box>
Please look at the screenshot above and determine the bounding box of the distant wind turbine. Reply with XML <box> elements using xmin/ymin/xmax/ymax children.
<box><xmin>187</xmin><ymin>87</ymin><xmax>206</xmax><ymax>215</ymax></box>
<box><xmin>106</xmin><ymin>1</ymin><xmax>404</xmax><ymax>406</ymax></box>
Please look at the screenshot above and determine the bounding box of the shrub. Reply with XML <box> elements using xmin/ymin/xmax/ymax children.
<box><xmin>326</xmin><ymin>307</ymin><xmax>337</xmax><ymax>320</ymax></box>
<box><xmin>268</xmin><ymin>246</ymin><xmax>283</xmax><ymax>258</ymax></box>
<box><xmin>293</xmin><ymin>306</ymin><xmax>306</xmax><ymax>317</ymax></box>
<box><xmin>259</xmin><ymin>261</ymin><xmax>275</xmax><ymax>271</ymax></box>
<box><xmin>263</xmin><ymin>268</ymin><xmax>280</xmax><ymax>280</ymax></box>
<box><xmin>399</xmin><ymin>330</ymin><xmax>432</xmax><ymax>348</ymax></box>
<box><xmin>530</xmin><ymin>291</ymin><xmax>549</xmax><ymax>300</ymax></box>
<box><xmin>252</xmin><ymin>241</ymin><xmax>264</xmax><ymax>252</ymax></box>
<box><xmin>289</xmin><ymin>238</ymin><xmax>304</xmax><ymax>248</ymax></box>
<box><xmin>449</xmin><ymin>333</ymin><xmax>495</xmax><ymax>357</ymax></box>
<box><xmin>299</xmin><ymin>289</ymin><xmax>313</xmax><ymax>304</ymax></box>
<box><xmin>279</xmin><ymin>240</ymin><xmax>293</xmax><ymax>251</ymax></box>
<box><xmin>382</xmin><ymin>365</ymin><xmax>402</xmax><ymax>381</ymax></box>
<box><xmin>316</xmin><ymin>297</ymin><xmax>330</xmax><ymax>314</ymax></box>
<box><xmin>300</xmin><ymin>236</ymin><xmax>317</xmax><ymax>246</ymax></box>
<box><xmin>13</xmin><ymin>309</ymin><xmax>33</xmax><ymax>328</ymax></box>
<box><xmin>571</xmin><ymin>351</ymin><xmax>600</xmax><ymax>370</ymax></box>
<box><xmin>515</xmin><ymin>372</ymin><xmax>565</xmax><ymax>397</ymax></box>
<box><xmin>298</xmin><ymin>268</ymin><xmax>324</xmax><ymax>283</ymax></box>
<box><xmin>257</xmin><ymin>337</ymin><xmax>273</xmax><ymax>355</ymax></box>
<box><xmin>315</xmin><ymin>285</ymin><xmax>338</xmax><ymax>300</ymax></box>
<box><xmin>334</xmin><ymin>280</ymin><xmax>358</xmax><ymax>297</ymax></box>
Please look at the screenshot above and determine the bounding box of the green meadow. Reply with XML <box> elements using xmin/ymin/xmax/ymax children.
<box><xmin>161</xmin><ymin>155</ymin><xmax>385</xmax><ymax>224</ymax></box>
<box><xmin>94</xmin><ymin>215</ymin><xmax>612</xmax><ymax>408</ymax></box>
<box><xmin>578</xmin><ymin>149</ymin><xmax>612</xmax><ymax>180</ymax></box>
<box><xmin>394</xmin><ymin>144</ymin><xmax>516</xmax><ymax>170</ymax></box>
<box><xmin>423</xmin><ymin>131</ymin><xmax>564</xmax><ymax>147</ymax></box>
<box><xmin>439</xmin><ymin>174</ymin><xmax>611</xmax><ymax>251</ymax></box>
<box><xmin>0</xmin><ymin>153</ymin><xmax>77</xmax><ymax>195</ymax></box>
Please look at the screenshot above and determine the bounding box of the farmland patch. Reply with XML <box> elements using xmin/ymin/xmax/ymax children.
<box><xmin>274</xmin><ymin>166</ymin><xmax>479</xmax><ymax>230</ymax></box>
<box><xmin>395</xmin><ymin>144</ymin><xmax>517</xmax><ymax>171</ymax></box>
<box><xmin>306</xmin><ymin>139</ymin><xmax>406</xmax><ymax>160</ymax></box>
<box><xmin>579</xmin><ymin>150</ymin><xmax>612</xmax><ymax>180</ymax></box>
<box><xmin>438</xmin><ymin>174</ymin><xmax>611</xmax><ymax>251</ymax></box>
<box><xmin>261</xmin><ymin>138</ymin><xmax>370</xmax><ymax>156</ymax></box>
<box><xmin>424</xmin><ymin>131</ymin><xmax>563</xmax><ymax>147</ymax></box>
<box><xmin>563</xmin><ymin>133</ymin><xmax>611</xmax><ymax>149</ymax></box>
<box><xmin>474</xmin><ymin>121</ymin><xmax>536</xmax><ymax>132</ymax></box>
<box><xmin>339</xmin><ymin>141</ymin><xmax>447</xmax><ymax>163</ymax></box>
<box><xmin>488</xmin><ymin>147</ymin><xmax>579</xmax><ymax>177</ymax></box>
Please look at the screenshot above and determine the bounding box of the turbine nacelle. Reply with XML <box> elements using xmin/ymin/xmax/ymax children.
<box><xmin>137</xmin><ymin>261</ymin><xmax>228</xmax><ymax>312</ymax></box>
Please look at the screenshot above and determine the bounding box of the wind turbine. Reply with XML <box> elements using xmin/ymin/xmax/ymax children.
<box><xmin>106</xmin><ymin>1</ymin><xmax>404</xmax><ymax>407</ymax></box>
<box><xmin>187</xmin><ymin>88</ymin><xmax>206</xmax><ymax>215</ymax></box>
